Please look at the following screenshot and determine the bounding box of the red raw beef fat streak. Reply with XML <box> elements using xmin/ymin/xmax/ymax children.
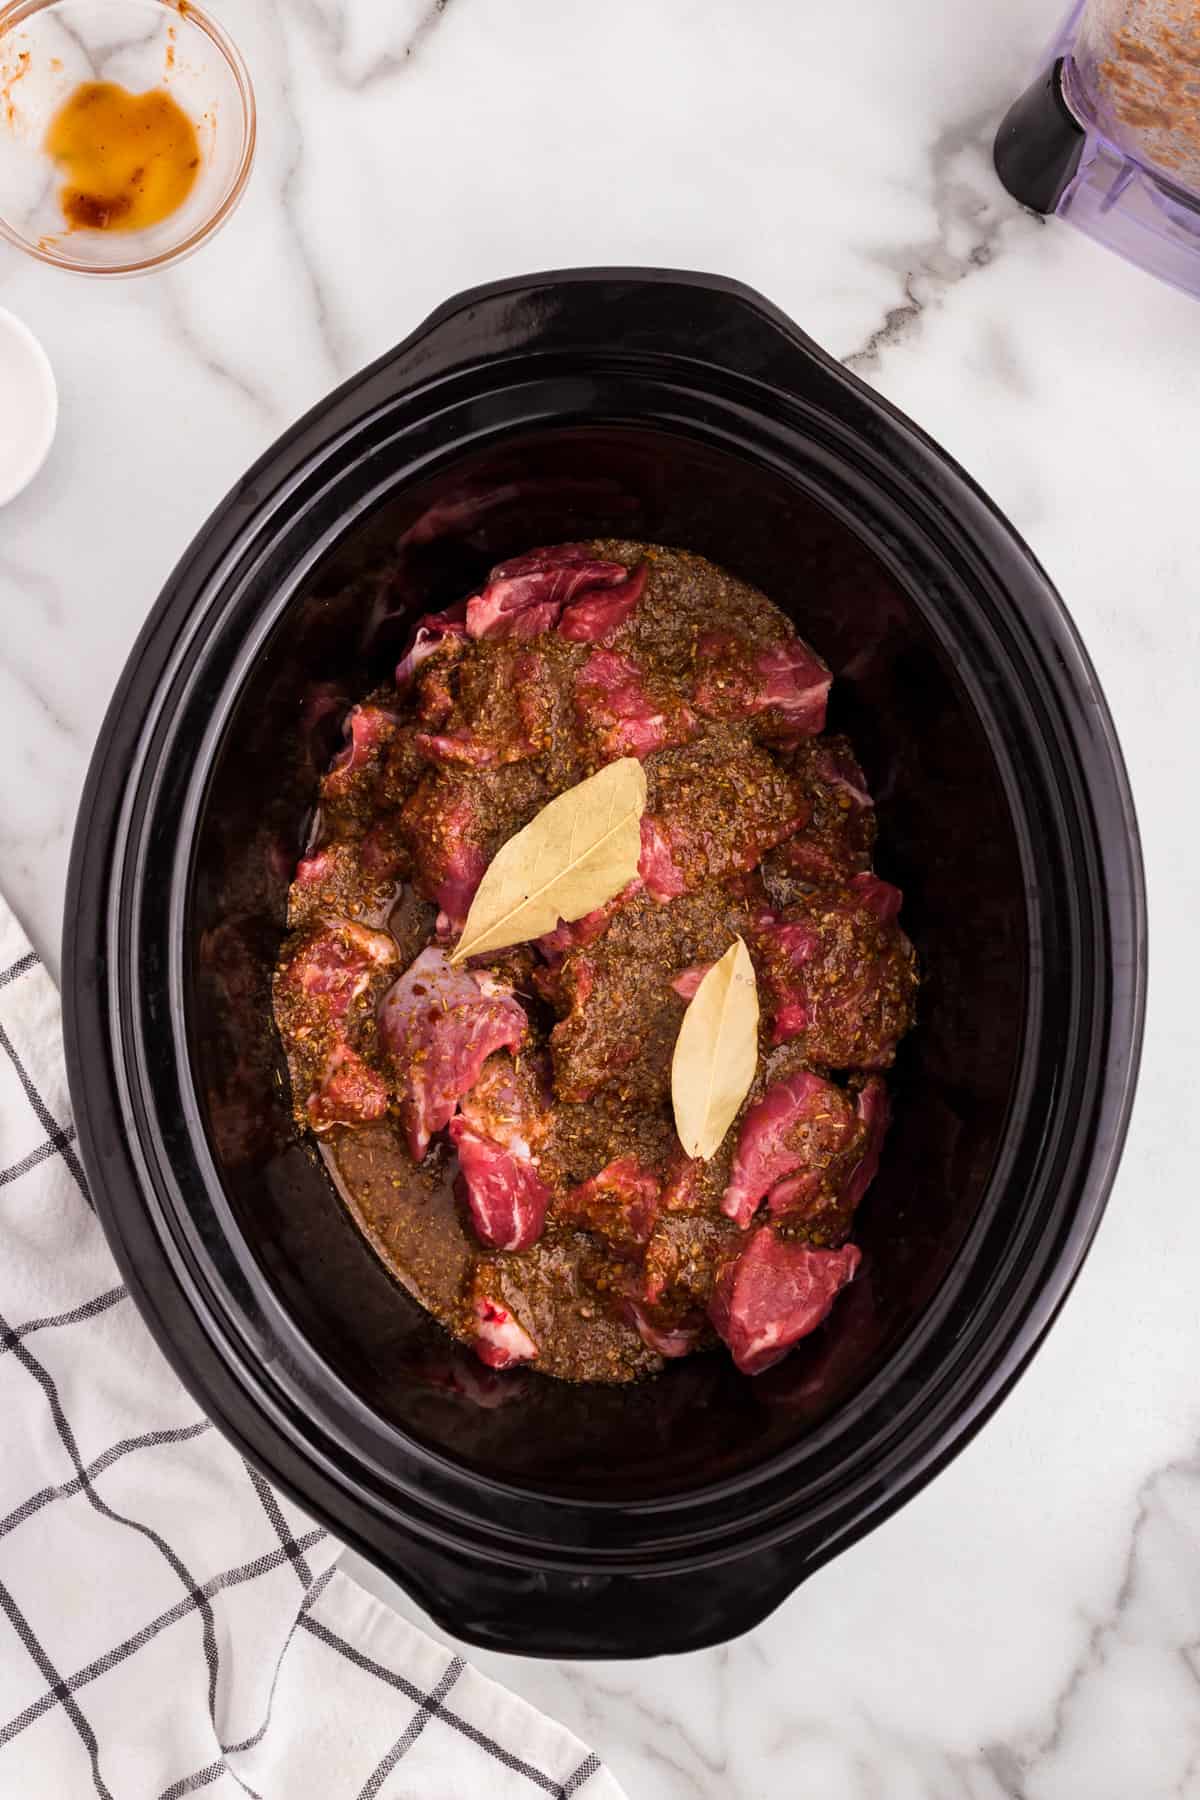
<box><xmin>710</xmin><ymin>1230</ymin><xmax>862</xmax><ymax>1375</ymax></box>
<box><xmin>451</xmin><ymin>1125</ymin><xmax>550</xmax><ymax>1252</ymax></box>
<box><xmin>464</xmin><ymin>545</ymin><xmax>643</xmax><ymax>641</ymax></box>
<box><xmin>273</xmin><ymin>923</ymin><xmax>397</xmax><ymax>1130</ymax></box>
<box><xmin>394</xmin><ymin>602</ymin><xmax>468</xmax><ymax>688</ymax></box>
<box><xmin>451</xmin><ymin>1054</ymin><xmax>552</xmax><ymax>1252</ymax></box>
<box><xmin>377</xmin><ymin>948</ymin><xmax>527</xmax><ymax>1161</ymax></box>
<box><xmin>692</xmin><ymin>629</ymin><xmax>831</xmax><ymax>745</ymax></box>
<box><xmin>471</xmin><ymin>1290</ymin><xmax>538</xmax><ymax>1369</ymax></box>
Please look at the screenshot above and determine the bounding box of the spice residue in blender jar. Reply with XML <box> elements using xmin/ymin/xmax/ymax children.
<box><xmin>44</xmin><ymin>79</ymin><xmax>200</xmax><ymax>232</ymax></box>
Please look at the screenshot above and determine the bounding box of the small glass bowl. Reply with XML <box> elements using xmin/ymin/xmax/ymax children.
<box><xmin>0</xmin><ymin>0</ymin><xmax>254</xmax><ymax>274</ymax></box>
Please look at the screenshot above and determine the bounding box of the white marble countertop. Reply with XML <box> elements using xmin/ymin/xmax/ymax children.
<box><xmin>3</xmin><ymin>0</ymin><xmax>1199</xmax><ymax>1793</ymax></box>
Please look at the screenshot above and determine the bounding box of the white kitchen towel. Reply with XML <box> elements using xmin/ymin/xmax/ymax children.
<box><xmin>0</xmin><ymin>895</ymin><xmax>625</xmax><ymax>1800</ymax></box>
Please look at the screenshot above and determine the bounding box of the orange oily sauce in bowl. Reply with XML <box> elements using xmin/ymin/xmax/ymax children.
<box><xmin>44</xmin><ymin>81</ymin><xmax>199</xmax><ymax>232</ymax></box>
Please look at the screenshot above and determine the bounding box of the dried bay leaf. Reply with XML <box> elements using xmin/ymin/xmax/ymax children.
<box><xmin>450</xmin><ymin>757</ymin><xmax>647</xmax><ymax>964</ymax></box>
<box><xmin>671</xmin><ymin>936</ymin><xmax>759</xmax><ymax>1160</ymax></box>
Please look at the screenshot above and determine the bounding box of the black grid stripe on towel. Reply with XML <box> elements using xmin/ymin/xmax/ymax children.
<box><xmin>0</xmin><ymin>918</ymin><xmax>622</xmax><ymax>1799</ymax></box>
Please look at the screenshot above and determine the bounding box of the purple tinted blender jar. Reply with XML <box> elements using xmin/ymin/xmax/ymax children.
<box><xmin>995</xmin><ymin>0</ymin><xmax>1200</xmax><ymax>298</ymax></box>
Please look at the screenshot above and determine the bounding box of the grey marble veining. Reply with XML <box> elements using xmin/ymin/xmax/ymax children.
<box><xmin>843</xmin><ymin>103</ymin><xmax>1043</xmax><ymax>372</ymax></box>
<box><xmin>3</xmin><ymin>0</ymin><xmax>1199</xmax><ymax>1793</ymax></box>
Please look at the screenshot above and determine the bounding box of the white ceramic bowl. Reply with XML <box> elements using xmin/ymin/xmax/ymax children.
<box><xmin>0</xmin><ymin>305</ymin><xmax>57</xmax><ymax>504</ymax></box>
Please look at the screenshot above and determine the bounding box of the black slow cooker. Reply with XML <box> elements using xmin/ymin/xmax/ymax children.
<box><xmin>63</xmin><ymin>270</ymin><xmax>1146</xmax><ymax>1658</ymax></box>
